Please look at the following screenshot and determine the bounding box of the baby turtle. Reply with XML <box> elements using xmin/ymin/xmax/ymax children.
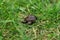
<box><xmin>22</xmin><ymin>15</ymin><xmax>37</xmax><ymax>25</ymax></box>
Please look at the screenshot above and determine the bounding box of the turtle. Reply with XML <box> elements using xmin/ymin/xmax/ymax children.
<box><xmin>22</xmin><ymin>15</ymin><xmax>37</xmax><ymax>25</ymax></box>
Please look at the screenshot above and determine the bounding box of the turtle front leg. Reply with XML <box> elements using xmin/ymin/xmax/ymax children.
<box><xmin>27</xmin><ymin>21</ymin><xmax>32</xmax><ymax>25</ymax></box>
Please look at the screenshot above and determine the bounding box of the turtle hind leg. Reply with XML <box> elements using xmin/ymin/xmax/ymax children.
<box><xmin>21</xmin><ymin>20</ymin><xmax>27</xmax><ymax>23</ymax></box>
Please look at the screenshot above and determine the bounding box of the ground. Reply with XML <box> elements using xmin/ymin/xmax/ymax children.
<box><xmin>0</xmin><ymin>0</ymin><xmax>60</xmax><ymax>40</ymax></box>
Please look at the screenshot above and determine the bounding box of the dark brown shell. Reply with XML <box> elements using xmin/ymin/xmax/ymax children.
<box><xmin>22</xmin><ymin>15</ymin><xmax>37</xmax><ymax>25</ymax></box>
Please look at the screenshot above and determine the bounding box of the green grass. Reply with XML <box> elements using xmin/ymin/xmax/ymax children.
<box><xmin>0</xmin><ymin>0</ymin><xmax>60</xmax><ymax>40</ymax></box>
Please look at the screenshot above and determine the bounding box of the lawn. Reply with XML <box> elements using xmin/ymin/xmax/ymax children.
<box><xmin>0</xmin><ymin>0</ymin><xmax>60</xmax><ymax>40</ymax></box>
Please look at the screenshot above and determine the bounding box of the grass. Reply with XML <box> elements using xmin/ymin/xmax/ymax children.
<box><xmin>0</xmin><ymin>0</ymin><xmax>60</xmax><ymax>40</ymax></box>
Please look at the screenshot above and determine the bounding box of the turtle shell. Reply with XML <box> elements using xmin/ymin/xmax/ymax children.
<box><xmin>22</xmin><ymin>15</ymin><xmax>37</xmax><ymax>25</ymax></box>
